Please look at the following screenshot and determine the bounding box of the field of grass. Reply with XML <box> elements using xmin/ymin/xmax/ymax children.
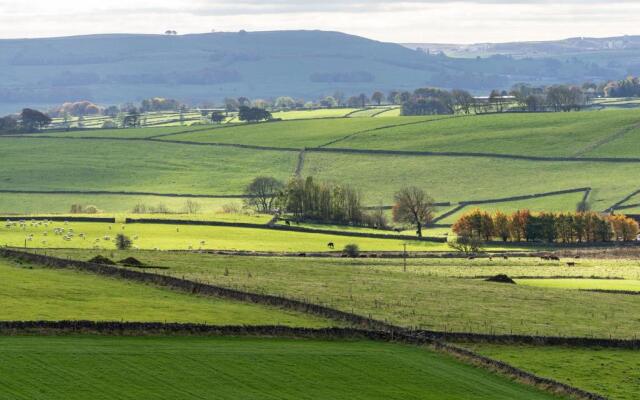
<box><xmin>516</xmin><ymin>278</ymin><xmax>640</xmax><ymax>292</ymax></box>
<box><xmin>0</xmin><ymin>192</ymin><xmax>247</xmax><ymax>214</ymax></box>
<box><xmin>467</xmin><ymin>344</ymin><xmax>640</xmax><ymax>400</ymax></box>
<box><xmin>347</xmin><ymin>107</ymin><xmax>395</xmax><ymax>118</ymax></box>
<box><xmin>329</xmin><ymin>110</ymin><xmax>640</xmax><ymax>157</ymax></box>
<box><xmin>32</xmin><ymin>125</ymin><xmax>203</xmax><ymax>139</ymax></box>
<box><xmin>0</xmin><ymin>138</ymin><xmax>297</xmax><ymax>195</ymax></box>
<box><xmin>270</xmin><ymin>108</ymin><xmax>360</xmax><ymax>120</ymax></box>
<box><xmin>436</xmin><ymin>192</ymin><xmax>587</xmax><ymax>225</ymax></box>
<box><xmin>0</xmin><ymin>336</ymin><xmax>559</xmax><ymax>400</ymax></box>
<box><xmin>41</xmin><ymin>250</ymin><xmax>640</xmax><ymax>338</ymax></box>
<box><xmin>0</xmin><ymin>220</ymin><xmax>449</xmax><ymax>252</ymax></box>
<box><xmin>303</xmin><ymin>151</ymin><xmax>639</xmax><ymax>207</ymax></box>
<box><xmin>156</xmin><ymin>116</ymin><xmax>440</xmax><ymax>148</ymax></box>
<box><xmin>0</xmin><ymin>258</ymin><xmax>327</xmax><ymax>326</ymax></box>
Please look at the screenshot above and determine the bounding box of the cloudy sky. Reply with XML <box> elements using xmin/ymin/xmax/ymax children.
<box><xmin>0</xmin><ymin>0</ymin><xmax>639</xmax><ymax>43</ymax></box>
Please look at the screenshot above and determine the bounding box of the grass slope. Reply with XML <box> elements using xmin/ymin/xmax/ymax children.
<box><xmin>41</xmin><ymin>250</ymin><xmax>640</xmax><ymax>338</ymax></box>
<box><xmin>0</xmin><ymin>258</ymin><xmax>328</xmax><ymax>326</ymax></box>
<box><xmin>467</xmin><ymin>344</ymin><xmax>640</xmax><ymax>400</ymax></box>
<box><xmin>330</xmin><ymin>110</ymin><xmax>640</xmax><ymax>157</ymax></box>
<box><xmin>303</xmin><ymin>151</ymin><xmax>640</xmax><ymax>207</ymax></box>
<box><xmin>0</xmin><ymin>336</ymin><xmax>560</xmax><ymax>400</ymax></box>
<box><xmin>0</xmin><ymin>138</ymin><xmax>296</xmax><ymax>195</ymax></box>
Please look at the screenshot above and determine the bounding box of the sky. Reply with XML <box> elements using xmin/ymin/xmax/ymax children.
<box><xmin>0</xmin><ymin>0</ymin><xmax>639</xmax><ymax>44</ymax></box>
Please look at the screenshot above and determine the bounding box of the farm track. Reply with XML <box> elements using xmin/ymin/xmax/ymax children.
<box><xmin>0</xmin><ymin>249</ymin><xmax>616</xmax><ymax>400</ymax></box>
<box><xmin>294</xmin><ymin>150</ymin><xmax>306</xmax><ymax>177</ymax></box>
<box><xmin>573</xmin><ymin>122</ymin><xmax>640</xmax><ymax>157</ymax></box>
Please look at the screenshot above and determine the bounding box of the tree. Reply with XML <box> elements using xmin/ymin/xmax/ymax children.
<box><xmin>493</xmin><ymin>211</ymin><xmax>510</xmax><ymax>242</ymax></box>
<box><xmin>183</xmin><ymin>200</ymin><xmax>202</xmax><ymax>214</ymax></box>
<box><xmin>358</xmin><ymin>93</ymin><xmax>369</xmax><ymax>107</ymax></box>
<box><xmin>115</xmin><ymin>234</ymin><xmax>132</xmax><ymax>250</ymax></box>
<box><xmin>238</xmin><ymin>106</ymin><xmax>272</xmax><ymax>123</ymax></box>
<box><xmin>343</xmin><ymin>243</ymin><xmax>360</xmax><ymax>258</ymax></box>
<box><xmin>19</xmin><ymin>108</ymin><xmax>51</xmax><ymax>132</ymax></box>
<box><xmin>224</xmin><ymin>98</ymin><xmax>240</xmax><ymax>115</ymax></box>
<box><xmin>244</xmin><ymin>176</ymin><xmax>284</xmax><ymax>214</ymax></box>
<box><xmin>448</xmin><ymin>236</ymin><xmax>483</xmax><ymax>255</ymax></box>
<box><xmin>210</xmin><ymin>112</ymin><xmax>225</xmax><ymax>124</ymax></box>
<box><xmin>371</xmin><ymin>91</ymin><xmax>384</xmax><ymax>105</ymax></box>
<box><xmin>392</xmin><ymin>187</ymin><xmax>434</xmax><ymax>237</ymax></box>
<box><xmin>0</xmin><ymin>115</ymin><xmax>18</xmax><ymax>132</ymax></box>
<box><xmin>451</xmin><ymin>89</ymin><xmax>474</xmax><ymax>114</ymax></box>
<box><xmin>275</xmin><ymin>96</ymin><xmax>295</xmax><ymax>109</ymax></box>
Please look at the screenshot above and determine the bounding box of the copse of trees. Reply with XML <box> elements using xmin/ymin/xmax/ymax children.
<box><xmin>238</xmin><ymin>106</ymin><xmax>272</xmax><ymax>123</ymax></box>
<box><xmin>603</xmin><ymin>76</ymin><xmax>640</xmax><ymax>98</ymax></box>
<box><xmin>453</xmin><ymin>209</ymin><xmax>639</xmax><ymax>243</ymax></box>
<box><xmin>140</xmin><ymin>97</ymin><xmax>181</xmax><ymax>112</ymax></box>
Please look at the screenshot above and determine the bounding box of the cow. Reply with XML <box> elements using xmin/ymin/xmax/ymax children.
<box><xmin>327</xmin><ymin>242</ymin><xmax>335</xmax><ymax>249</ymax></box>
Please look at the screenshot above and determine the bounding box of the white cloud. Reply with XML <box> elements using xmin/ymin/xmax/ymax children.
<box><xmin>0</xmin><ymin>0</ymin><xmax>639</xmax><ymax>43</ymax></box>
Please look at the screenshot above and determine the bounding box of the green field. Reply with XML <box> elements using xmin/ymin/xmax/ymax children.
<box><xmin>516</xmin><ymin>278</ymin><xmax>640</xmax><ymax>292</ymax></box>
<box><xmin>270</xmin><ymin>108</ymin><xmax>360</xmax><ymax>120</ymax></box>
<box><xmin>40</xmin><ymin>250</ymin><xmax>640</xmax><ymax>338</ymax></box>
<box><xmin>0</xmin><ymin>138</ymin><xmax>297</xmax><ymax>195</ymax></box>
<box><xmin>0</xmin><ymin>220</ymin><xmax>450</xmax><ymax>251</ymax></box>
<box><xmin>328</xmin><ymin>110</ymin><xmax>640</xmax><ymax>157</ymax></box>
<box><xmin>0</xmin><ymin>258</ymin><xmax>328</xmax><ymax>326</ymax></box>
<box><xmin>0</xmin><ymin>336</ymin><xmax>559</xmax><ymax>400</ymax></box>
<box><xmin>468</xmin><ymin>344</ymin><xmax>640</xmax><ymax>400</ymax></box>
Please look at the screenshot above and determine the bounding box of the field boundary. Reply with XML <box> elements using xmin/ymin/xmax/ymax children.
<box><xmin>2</xmin><ymin>216</ymin><xmax>116</xmax><ymax>223</ymax></box>
<box><xmin>124</xmin><ymin>217</ymin><xmax>447</xmax><ymax>243</ymax></box>
<box><xmin>573</xmin><ymin>121</ymin><xmax>640</xmax><ymax>157</ymax></box>
<box><xmin>0</xmin><ymin>189</ymin><xmax>250</xmax><ymax>199</ymax></box>
<box><xmin>0</xmin><ymin>251</ymin><xmax>610</xmax><ymax>400</ymax></box>
<box><xmin>604</xmin><ymin>189</ymin><xmax>640</xmax><ymax>213</ymax></box>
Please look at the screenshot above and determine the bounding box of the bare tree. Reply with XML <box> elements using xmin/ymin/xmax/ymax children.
<box><xmin>392</xmin><ymin>187</ymin><xmax>434</xmax><ymax>237</ymax></box>
<box><xmin>244</xmin><ymin>176</ymin><xmax>284</xmax><ymax>214</ymax></box>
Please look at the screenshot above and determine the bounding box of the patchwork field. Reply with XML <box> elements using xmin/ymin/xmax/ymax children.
<box><xmin>0</xmin><ymin>258</ymin><xmax>327</xmax><ymax>326</ymax></box>
<box><xmin>0</xmin><ymin>336</ymin><xmax>559</xmax><ymax>400</ymax></box>
<box><xmin>468</xmin><ymin>344</ymin><xmax>640</xmax><ymax>400</ymax></box>
<box><xmin>40</xmin><ymin>249</ymin><xmax>640</xmax><ymax>339</ymax></box>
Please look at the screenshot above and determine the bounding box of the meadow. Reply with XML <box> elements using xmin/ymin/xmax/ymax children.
<box><xmin>0</xmin><ymin>336</ymin><xmax>559</xmax><ymax>400</ymax></box>
<box><xmin>516</xmin><ymin>278</ymin><xmax>640</xmax><ymax>292</ymax></box>
<box><xmin>468</xmin><ymin>344</ymin><xmax>640</xmax><ymax>400</ymax></box>
<box><xmin>40</xmin><ymin>249</ymin><xmax>640</xmax><ymax>338</ymax></box>
<box><xmin>0</xmin><ymin>220</ymin><xmax>449</xmax><ymax>252</ymax></box>
<box><xmin>0</xmin><ymin>258</ymin><xmax>328</xmax><ymax>326</ymax></box>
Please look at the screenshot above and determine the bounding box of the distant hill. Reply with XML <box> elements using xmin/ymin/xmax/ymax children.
<box><xmin>405</xmin><ymin>35</ymin><xmax>640</xmax><ymax>69</ymax></box>
<box><xmin>0</xmin><ymin>30</ymin><xmax>638</xmax><ymax>114</ymax></box>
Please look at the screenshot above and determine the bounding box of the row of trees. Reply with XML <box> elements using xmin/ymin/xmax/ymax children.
<box><xmin>244</xmin><ymin>177</ymin><xmax>436</xmax><ymax>235</ymax></box>
<box><xmin>453</xmin><ymin>209</ymin><xmax>639</xmax><ymax>243</ymax></box>
<box><xmin>0</xmin><ymin>108</ymin><xmax>52</xmax><ymax>133</ymax></box>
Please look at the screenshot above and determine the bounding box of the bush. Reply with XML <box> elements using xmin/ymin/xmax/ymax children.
<box><xmin>448</xmin><ymin>236</ymin><xmax>483</xmax><ymax>255</ymax></box>
<box><xmin>343</xmin><ymin>244</ymin><xmax>360</xmax><ymax>258</ymax></box>
<box><xmin>115</xmin><ymin>234</ymin><xmax>132</xmax><ymax>250</ymax></box>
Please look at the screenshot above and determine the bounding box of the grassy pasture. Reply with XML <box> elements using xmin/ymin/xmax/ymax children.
<box><xmin>435</xmin><ymin>192</ymin><xmax>586</xmax><ymax>225</ymax></box>
<box><xmin>467</xmin><ymin>344</ymin><xmax>640</xmax><ymax>400</ymax></box>
<box><xmin>41</xmin><ymin>250</ymin><xmax>640</xmax><ymax>338</ymax></box>
<box><xmin>347</xmin><ymin>107</ymin><xmax>395</xmax><ymax>118</ymax></box>
<box><xmin>0</xmin><ymin>138</ymin><xmax>297</xmax><ymax>195</ymax></box>
<box><xmin>270</xmin><ymin>108</ymin><xmax>360</xmax><ymax>120</ymax></box>
<box><xmin>303</xmin><ymin>152</ymin><xmax>640</xmax><ymax>208</ymax></box>
<box><xmin>330</xmin><ymin>109</ymin><xmax>640</xmax><ymax>157</ymax></box>
<box><xmin>156</xmin><ymin>116</ymin><xmax>441</xmax><ymax>148</ymax></box>
<box><xmin>31</xmin><ymin>125</ymin><xmax>203</xmax><ymax>139</ymax></box>
<box><xmin>0</xmin><ymin>220</ymin><xmax>448</xmax><ymax>252</ymax></box>
<box><xmin>0</xmin><ymin>336</ymin><xmax>559</xmax><ymax>400</ymax></box>
<box><xmin>0</xmin><ymin>192</ymin><xmax>245</xmax><ymax>214</ymax></box>
<box><xmin>516</xmin><ymin>278</ymin><xmax>640</xmax><ymax>292</ymax></box>
<box><xmin>0</xmin><ymin>258</ymin><xmax>327</xmax><ymax>326</ymax></box>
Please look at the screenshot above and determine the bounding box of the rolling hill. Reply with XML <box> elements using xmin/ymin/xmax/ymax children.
<box><xmin>1</xmin><ymin>30</ymin><xmax>637</xmax><ymax>114</ymax></box>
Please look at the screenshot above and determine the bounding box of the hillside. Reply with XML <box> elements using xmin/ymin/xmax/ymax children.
<box><xmin>0</xmin><ymin>30</ymin><xmax>635</xmax><ymax>114</ymax></box>
<box><xmin>1</xmin><ymin>110</ymin><xmax>640</xmax><ymax>215</ymax></box>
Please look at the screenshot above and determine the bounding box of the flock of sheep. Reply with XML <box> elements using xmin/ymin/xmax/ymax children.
<box><xmin>4</xmin><ymin>219</ymin><xmax>206</xmax><ymax>250</ymax></box>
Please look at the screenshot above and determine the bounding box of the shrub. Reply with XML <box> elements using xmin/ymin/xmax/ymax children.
<box><xmin>448</xmin><ymin>236</ymin><xmax>483</xmax><ymax>254</ymax></box>
<box><xmin>343</xmin><ymin>243</ymin><xmax>360</xmax><ymax>258</ymax></box>
<box><xmin>115</xmin><ymin>234</ymin><xmax>132</xmax><ymax>250</ymax></box>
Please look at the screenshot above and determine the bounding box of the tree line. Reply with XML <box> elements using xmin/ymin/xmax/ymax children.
<box><xmin>452</xmin><ymin>209</ymin><xmax>639</xmax><ymax>244</ymax></box>
<box><xmin>0</xmin><ymin>108</ymin><xmax>52</xmax><ymax>133</ymax></box>
<box><xmin>244</xmin><ymin>176</ymin><xmax>436</xmax><ymax>235</ymax></box>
